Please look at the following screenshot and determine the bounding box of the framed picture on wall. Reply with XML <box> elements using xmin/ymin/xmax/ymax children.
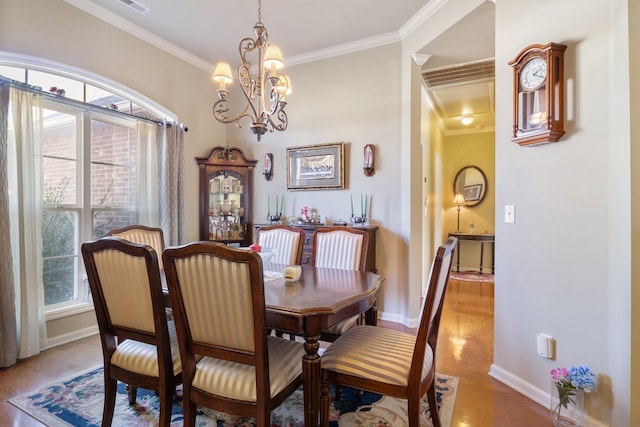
<box><xmin>286</xmin><ymin>142</ymin><xmax>345</xmax><ymax>190</ymax></box>
<box><xmin>463</xmin><ymin>184</ymin><xmax>483</xmax><ymax>202</ymax></box>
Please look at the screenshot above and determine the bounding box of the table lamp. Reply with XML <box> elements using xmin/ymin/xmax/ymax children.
<box><xmin>453</xmin><ymin>193</ymin><xmax>466</xmax><ymax>232</ymax></box>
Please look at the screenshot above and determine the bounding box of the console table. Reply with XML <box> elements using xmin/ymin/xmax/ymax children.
<box><xmin>448</xmin><ymin>232</ymin><xmax>495</xmax><ymax>274</ymax></box>
<box><xmin>255</xmin><ymin>224</ymin><xmax>378</xmax><ymax>272</ymax></box>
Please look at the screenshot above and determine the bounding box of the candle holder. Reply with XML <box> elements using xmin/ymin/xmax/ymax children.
<box><xmin>350</xmin><ymin>214</ymin><xmax>367</xmax><ymax>227</ymax></box>
<box><xmin>267</xmin><ymin>214</ymin><xmax>282</xmax><ymax>225</ymax></box>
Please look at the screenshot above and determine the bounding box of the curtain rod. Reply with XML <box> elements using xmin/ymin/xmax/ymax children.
<box><xmin>0</xmin><ymin>77</ymin><xmax>188</xmax><ymax>132</ymax></box>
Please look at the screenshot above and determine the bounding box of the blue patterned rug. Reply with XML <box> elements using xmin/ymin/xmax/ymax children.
<box><xmin>9</xmin><ymin>366</ymin><xmax>457</xmax><ymax>426</ymax></box>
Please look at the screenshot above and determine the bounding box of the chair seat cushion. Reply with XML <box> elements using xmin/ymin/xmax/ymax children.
<box><xmin>320</xmin><ymin>325</ymin><xmax>433</xmax><ymax>386</ymax></box>
<box><xmin>111</xmin><ymin>320</ymin><xmax>182</xmax><ymax>377</ymax></box>
<box><xmin>324</xmin><ymin>315</ymin><xmax>359</xmax><ymax>335</ymax></box>
<box><xmin>192</xmin><ymin>336</ymin><xmax>305</xmax><ymax>401</ymax></box>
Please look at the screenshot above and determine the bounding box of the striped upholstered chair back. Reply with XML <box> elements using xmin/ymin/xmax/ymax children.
<box><xmin>162</xmin><ymin>242</ymin><xmax>305</xmax><ymax>426</ymax></box>
<box><xmin>81</xmin><ymin>237</ymin><xmax>181</xmax><ymax>427</ymax></box>
<box><xmin>256</xmin><ymin>225</ymin><xmax>305</xmax><ymax>265</ymax></box>
<box><xmin>312</xmin><ymin>227</ymin><xmax>369</xmax><ymax>271</ymax></box>
<box><xmin>311</xmin><ymin>227</ymin><xmax>370</xmax><ymax>342</ymax></box>
<box><xmin>107</xmin><ymin>225</ymin><xmax>166</xmax><ymax>269</ymax></box>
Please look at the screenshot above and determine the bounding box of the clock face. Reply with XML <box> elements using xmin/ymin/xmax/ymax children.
<box><xmin>520</xmin><ymin>57</ymin><xmax>547</xmax><ymax>91</ymax></box>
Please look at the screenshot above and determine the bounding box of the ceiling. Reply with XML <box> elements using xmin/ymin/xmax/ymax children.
<box><xmin>64</xmin><ymin>0</ymin><xmax>495</xmax><ymax>134</ymax></box>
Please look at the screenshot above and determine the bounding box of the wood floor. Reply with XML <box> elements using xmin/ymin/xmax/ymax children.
<box><xmin>0</xmin><ymin>278</ymin><xmax>550</xmax><ymax>426</ymax></box>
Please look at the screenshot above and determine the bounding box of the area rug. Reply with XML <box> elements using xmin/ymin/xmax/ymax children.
<box><xmin>9</xmin><ymin>366</ymin><xmax>457</xmax><ymax>427</ymax></box>
<box><xmin>450</xmin><ymin>270</ymin><xmax>494</xmax><ymax>283</ymax></box>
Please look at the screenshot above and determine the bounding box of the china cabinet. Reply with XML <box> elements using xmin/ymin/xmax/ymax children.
<box><xmin>196</xmin><ymin>146</ymin><xmax>257</xmax><ymax>246</ymax></box>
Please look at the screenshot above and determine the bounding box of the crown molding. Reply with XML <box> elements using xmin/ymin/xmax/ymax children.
<box><xmin>64</xmin><ymin>0</ymin><xmax>449</xmax><ymax>70</ymax></box>
<box><xmin>286</xmin><ymin>32</ymin><xmax>400</xmax><ymax>66</ymax></box>
<box><xmin>63</xmin><ymin>0</ymin><xmax>213</xmax><ymax>72</ymax></box>
<box><xmin>398</xmin><ymin>0</ymin><xmax>449</xmax><ymax>40</ymax></box>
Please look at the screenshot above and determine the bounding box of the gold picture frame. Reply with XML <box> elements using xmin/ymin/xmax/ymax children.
<box><xmin>286</xmin><ymin>142</ymin><xmax>345</xmax><ymax>190</ymax></box>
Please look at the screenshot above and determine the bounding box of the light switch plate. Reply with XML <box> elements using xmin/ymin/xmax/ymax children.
<box><xmin>504</xmin><ymin>205</ymin><xmax>515</xmax><ymax>223</ymax></box>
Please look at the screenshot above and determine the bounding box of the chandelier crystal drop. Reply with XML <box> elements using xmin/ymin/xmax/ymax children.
<box><xmin>211</xmin><ymin>0</ymin><xmax>290</xmax><ymax>141</ymax></box>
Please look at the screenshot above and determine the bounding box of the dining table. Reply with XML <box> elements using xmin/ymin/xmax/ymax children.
<box><xmin>162</xmin><ymin>262</ymin><xmax>383</xmax><ymax>426</ymax></box>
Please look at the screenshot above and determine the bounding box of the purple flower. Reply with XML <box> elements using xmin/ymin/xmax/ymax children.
<box><xmin>550</xmin><ymin>367</ymin><xmax>569</xmax><ymax>381</ymax></box>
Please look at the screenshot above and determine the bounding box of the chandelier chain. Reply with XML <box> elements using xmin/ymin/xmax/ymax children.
<box><xmin>258</xmin><ymin>0</ymin><xmax>262</xmax><ymax>23</ymax></box>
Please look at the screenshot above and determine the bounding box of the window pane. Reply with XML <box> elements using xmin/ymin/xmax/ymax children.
<box><xmin>93</xmin><ymin>209</ymin><xmax>136</xmax><ymax>239</ymax></box>
<box><xmin>86</xmin><ymin>84</ymin><xmax>130</xmax><ymax>112</ymax></box>
<box><xmin>132</xmin><ymin>103</ymin><xmax>160</xmax><ymax>121</ymax></box>
<box><xmin>43</xmin><ymin>257</ymin><xmax>77</xmax><ymax>305</ymax></box>
<box><xmin>42</xmin><ymin>210</ymin><xmax>78</xmax><ymax>305</ymax></box>
<box><xmin>91</xmin><ymin>119</ymin><xmax>137</xmax><ymax>206</ymax></box>
<box><xmin>43</xmin><ymin>210</ymin><xmax>77</xmax><ymax>257</ymax></box>
<box><xmin>0</xmin><ymin>66</ymin><xmax>26</xmax><ymax>82</ymax></box>
<box><xmin>42</xmin><ymin>109</ymin><xmax>77</xmax><ymax>205</ymax></box>
<box><xmin>42</xmin><ymin>159</ymin><xmax>77</xmax><ymax>204</ymax></box>
<box><xmin>28</xmin><ymin>70</ymin><xmax>84</xmax><ymax>101</ymax></box>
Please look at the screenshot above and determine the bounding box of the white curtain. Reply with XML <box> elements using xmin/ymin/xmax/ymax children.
<box><xmin>7</xmin><ymin>86</ymin><xmax>48</xmax><ymax>359</ymax></box>
<box><xmin>159</xmin><ymin>122</ymin><xmax>186</xmax><ymax>246</ymax></box>
<box><xmin>136</xmin><ymin>121</ymin><xmax>160</xmax><ymax>227</ymax></box>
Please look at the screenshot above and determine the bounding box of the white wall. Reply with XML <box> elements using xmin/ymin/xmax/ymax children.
<box><xmin>492</xmin><ymin>0</ymin><xmax>631</xmax><ymax>425</ymax></box>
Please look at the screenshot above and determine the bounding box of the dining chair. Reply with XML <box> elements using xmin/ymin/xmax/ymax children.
<box><xmin>312</xmin><ymin>226</ymin><xmax>369</xmax><ymax>271</ymax></box>
<box><xmin>312</xmin><ymin>226</ymin><xmax>370</xmax><ymax>341</ymax></box>
<box><xmin>107</xmin><ymin>224</ymin><xmax>166</xmax><ymax>269</ymax></box>
<box><xmin>107</xmin><ymin>224</ymin><xmax>172</xmax><ymax>322</ymax></box>
<box><xmin>256</xmin><ymin>224</ymin><xmax>305</xmax><ymax>265</ymax></box>
<box><xmin>162</xmin><ymin>241</ymin><xmax>306</xmax><ymax>427</ymax></box>
<box><xmin>319</xmin><ymin>236</ymin><xmax>457</xmax><ymax>427</ymax></box>
<box><xmin>81</xmin><ymin>237</ymin><xmax>182</xmax><ymax>427</ymax></box>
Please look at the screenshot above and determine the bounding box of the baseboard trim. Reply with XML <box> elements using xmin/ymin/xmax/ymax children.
<box><xmin>43</xmin><ymin>325</ymin><xmax>99</xmax><ymax>350</ymax></box>
<box><xmin>378</xmin><ymin>311</ymin><xmax>419</xmax><ymax>328</ymax></box>
<box><xmin>489</xmin><ymin>364</ymin><xmax>607</xmax><ymax>427</ymax></box>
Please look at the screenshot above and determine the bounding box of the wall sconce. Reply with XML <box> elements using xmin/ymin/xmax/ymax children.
<box><xmin>263</xmin><ymin>152</ymin><xmax>273</xmax><ymax>181</ymax></box>
<box><xmin>453</xmin><ymin>193</ymin><xmax>466</xmax><ymax>232</ymax></box>
<box><xmin>363</xmin><ymin>144</ymin><xmax>375</xmax><ymax>176</ymax></box>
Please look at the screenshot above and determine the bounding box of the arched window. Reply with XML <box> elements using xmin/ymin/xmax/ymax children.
<box><xmin>1</xmin><ymin>52</ymin><xmax>180</xmax><ymax>319</ymax></box>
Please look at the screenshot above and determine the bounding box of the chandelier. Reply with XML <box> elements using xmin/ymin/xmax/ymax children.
<box><xmin>211</xmin><ymin>0</ymin><xmax>291</xmax><ymax>141</ymax></box>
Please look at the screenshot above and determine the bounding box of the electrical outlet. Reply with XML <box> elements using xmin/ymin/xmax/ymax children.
<box><xmin>537</xmin><ymin>333</ymin><xmax>554</xmax><ymax>359</ymax></box>
<box><xmin>504</xmin><ymin>205</ymin><xmax>515</xmax><ymax>223</ymax></box>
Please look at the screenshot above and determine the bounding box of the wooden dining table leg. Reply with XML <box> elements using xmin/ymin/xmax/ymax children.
<box><xmin>302</xmin><ymin>332</ymin><xmax>321</xmax><ymax>426</ymax></box>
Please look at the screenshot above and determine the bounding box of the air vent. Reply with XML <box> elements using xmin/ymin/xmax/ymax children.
<box><xmin>117</xmin><ymin>0</ymin><xmax>150</xmax><ymax>14</ymax></box>
<box><xmin>422</xmin><ymin>60</ymin><xmax>494</xmax><ymax>88</ymax></box>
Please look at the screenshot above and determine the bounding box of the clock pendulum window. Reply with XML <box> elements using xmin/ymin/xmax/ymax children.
<box><xmin>509</xmin><ymin>42</ymin><xmax>567</xmax><ymax>146</ymax></box>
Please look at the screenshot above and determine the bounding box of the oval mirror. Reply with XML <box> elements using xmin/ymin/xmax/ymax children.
<box><xmin>453</xmin><ymin>166</ymin><xmax>487</xmax><ymax>207</ymax></box>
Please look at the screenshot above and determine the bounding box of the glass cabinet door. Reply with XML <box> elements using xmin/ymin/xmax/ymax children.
<box><xmin>208</xmin><ymin>170</ymin><xmax>245</xmax><ymax>240</ymax></box>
